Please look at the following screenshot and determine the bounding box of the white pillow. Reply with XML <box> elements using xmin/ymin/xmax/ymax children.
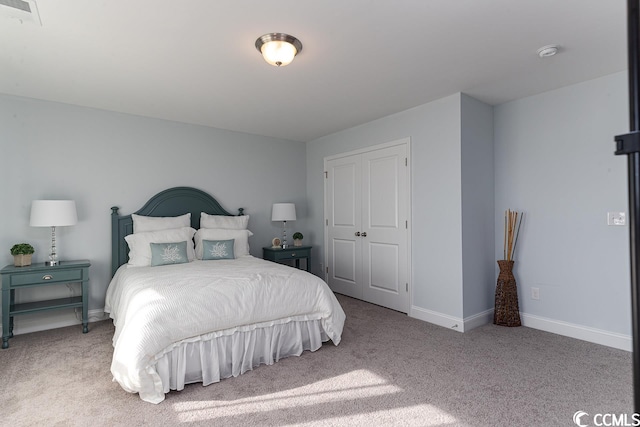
<box><xmin>132</xmin><ymin>213</ymin><xmax>191</xmax><ymax>233</ymax></box>
<box><xmin>200</xmin><ymin>212</ymin><xmax>249</xmax><ymax>230</ymax></box>
<box><xmin>195</xmin><ymin>228</ymin><xmax>253</xmax><ymax>259</ymax></box>
<box><xmin>125</xmin><ymin>227</ymin><xmax>196</xmax><ymax>267</ymax></box>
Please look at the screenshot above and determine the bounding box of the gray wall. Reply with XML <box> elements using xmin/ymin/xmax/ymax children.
<box><xmin>461</xmin><ymin>94</ymin><xmax>495</xmax><ymax>318</ymax></box>
<box><xmin>0</xmin><ymin>94</ymin><xmax>307</xmax><ymax>322</ymax></box>
<box><xmin>494</xmin><ymin>71</ymin><xmax>631</xmax><ymax>337</ymax></box>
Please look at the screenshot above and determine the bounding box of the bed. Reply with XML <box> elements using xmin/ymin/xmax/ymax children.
<box><xmin>104</xmin><ymin>187</ymin><xmax>345</xmax><ymax>404</ymax></box>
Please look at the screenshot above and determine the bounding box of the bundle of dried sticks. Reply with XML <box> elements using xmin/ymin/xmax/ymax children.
<box><xmin>503</xmin><ymin>209</ymin><xmax>524</xmax><ymax>262</ymax></box>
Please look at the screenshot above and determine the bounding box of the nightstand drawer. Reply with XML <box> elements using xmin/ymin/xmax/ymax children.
<box><xmin>273</xmin><ymin>249</ymin><xmax>309</xmax><ymax>261</ymax></box>
<box><xmin>9</xmin><ymin>269</ymin><xmax>83</xmax><ymax>287</ymax></box>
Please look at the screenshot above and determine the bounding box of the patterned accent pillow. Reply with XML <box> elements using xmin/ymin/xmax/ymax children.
<box><xmin>202</xmin><ymin>239</ymin><xmax>235</xmax><ymax>260</ymax></box>
<box><xmin>150</xmin><ymin>241</ymin><xmax>189</xmax><ymax>266</ymax></box>
<box><xmin>194</xmin><ymin>229</ymin><xmax>252</xmax><ymax>259</ymax></box>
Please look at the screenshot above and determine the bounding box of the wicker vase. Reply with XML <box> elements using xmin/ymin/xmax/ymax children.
<box><xmin>493</xmin><ymin>260</ymin><xmax>521</xmax><ymax>327</ymax></box>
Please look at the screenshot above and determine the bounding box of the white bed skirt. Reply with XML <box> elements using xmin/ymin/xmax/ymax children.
<box><xmin>149</xmin><ymin>318</ymin><xmax>328</xmax><ymax>401</ymax></box>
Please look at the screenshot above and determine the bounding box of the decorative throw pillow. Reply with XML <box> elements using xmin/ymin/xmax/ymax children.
<box><xmin>125</xmin><ymin>227</ymin><xmax>196</xmax><ymax>267</ymax></box>
<box><xmin>202</xmin><ymin>239</ymin><xmax>235</xmax><ymax>260</ymax></box>
<box><xmin>150</xmin><ymin>241</ymin><xmax>189</xmax><ymax>266</ymax></box>
<box><xmin>132</xmin><ymin>213</ymin><xmax>191</xmax><ymax>233</ymax></box>
<box><xmin>200</xmin><ymin>212</ymin><xmax>249</xmax><ymax>230</ymax></box>
<box><xmin>194</xmin><ymin>228</ymin><xmax>253</xmax><ymax>259</ymax></box>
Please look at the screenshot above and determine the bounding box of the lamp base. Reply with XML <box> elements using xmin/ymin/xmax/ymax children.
<box><xmin>45</xmin><ymin>260</ymin><xmax>59</xmax><ymax>266</ymax></box>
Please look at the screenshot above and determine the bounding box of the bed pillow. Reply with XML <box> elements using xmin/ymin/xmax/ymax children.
<box><xmin>125</xmin><ymin>227</ymin><xmax>196</xmax><ymax>267</ymax></box>
<box><xmin>132</xmin><ymin>213</ymin><xmax>191</xmax><ymax>233</ymax></box>
<box><xmin>195</xmin><ymin>228</ymin><xmax>252</xmax><ymax>259</ymax></box>
<box><xmin>202</xmin><ymin>239</ymin><xmax>235</xmax><ymax>260</ymax></box>
<box><xmin>150</xmin><ymin>241</ymin><xmax>189</xmax><ymax>266</ymax></box>
<box><xmin>200</xmin><ymin>212</ymin><xmax>249</xmax><ymax>230</ymax></box>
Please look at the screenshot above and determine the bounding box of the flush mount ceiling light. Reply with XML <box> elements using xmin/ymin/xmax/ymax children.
<box><xmin>537</xmin><ymin>44</ymin><xmax>559</xmax><ymax>58</ymax></box>
<box><xmin>255</xmin><ymin>33</ymin><xmax>303</xmax><ymax>67</ymax></box>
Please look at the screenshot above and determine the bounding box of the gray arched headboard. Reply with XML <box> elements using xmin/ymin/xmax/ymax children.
<box><xmin>111</xmin><ymin>187</ymin><xmax>244</xmax><ymax>276</ymax></box>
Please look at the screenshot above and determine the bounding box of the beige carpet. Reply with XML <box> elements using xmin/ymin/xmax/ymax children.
<box><xmin>0</xmin><ymin>294</ymin><xmax>633</xmax><ymax>426</ymax></box>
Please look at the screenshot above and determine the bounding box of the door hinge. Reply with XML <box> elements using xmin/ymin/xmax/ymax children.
<box><xmin>405</xmin><ymin>157</ymin><xmax>407</xmax><ymax>166</ymax></box>
<box><xmin>326</xmin><ymin>219</ymin><xmax>328</xmax><ymax>226</ymax></box>
<box><xmin>406</xmin><ymin>283</ymin><xmax>408</xmax><ymax>292</ymax></box>
<box><xmin>326</xmin><ymin>266</ymin><xmax>329</xmax><ymax>274</ymax></box>
<box><xmin>405</xmin><ymin>220</ymin><xmax>408</xmax><ymax>229</ymax></box>
<box><xmin>324</xmin><ymin>171</ymin><xmax>328</xmax><ymax>178</ymax></box>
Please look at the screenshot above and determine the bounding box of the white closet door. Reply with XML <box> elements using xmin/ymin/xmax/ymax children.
<box><xmin>325</xmin><ymin>141</ymin><xmax>410</xmax><ymax>313</ymax></box>
<box><xmin>361</xmin><ymin>144</ymin><xmax>409</xmax><ymax>312</ymax></box>
<box><xmin>326</xmin><ymin>155</ymin><xmax>363</xmax><ymax>299</ymax></box>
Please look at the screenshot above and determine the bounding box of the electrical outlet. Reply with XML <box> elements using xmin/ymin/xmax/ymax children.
<box><xmin>531</xmin><ymin>287</ymin><xmax>540</xmax><ymax>300</ymax></box>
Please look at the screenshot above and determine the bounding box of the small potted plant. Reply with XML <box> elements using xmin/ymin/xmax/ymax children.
<box><xmin>292</xmin><ymin>232</ymin><xmax>304</xmax><ymax>247</ymax></box>
<box><xmin>10</xmin><ymin>243</ymin><xmax>35</xmax><ymax>267</ymax></box>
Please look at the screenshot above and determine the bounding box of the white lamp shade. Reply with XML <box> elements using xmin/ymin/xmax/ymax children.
<box><xmin>271</xmin><ymin>203</ymin><xmax>296</xmax><ymax>221</ymax></box>
<box><xmin>30</xmin><ymin>200</ymin><xmax>78</xmax><ymax>227</ymax></box>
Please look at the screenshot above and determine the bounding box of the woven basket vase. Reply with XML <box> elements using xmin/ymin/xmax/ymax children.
<box><xmin>493</xmin><ymin>260</ymin><xmax>521</xmax><ymax>327</ymax></box>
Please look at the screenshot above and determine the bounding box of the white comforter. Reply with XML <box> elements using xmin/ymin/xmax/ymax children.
<box><xmin>104</xmin><ymin>256</ymin><xmax>345</xmax><ymax>403</ymax></box>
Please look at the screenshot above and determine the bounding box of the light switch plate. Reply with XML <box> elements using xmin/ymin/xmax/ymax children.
<box><xmin>607</xmin><ymin>212</ymin><xmax>626</xmax><ymax>226</ymax></box>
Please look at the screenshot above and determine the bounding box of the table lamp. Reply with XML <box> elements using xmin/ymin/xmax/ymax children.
<box><xmin>30</xmin><ymin>200</ymin><xmax>77</xmax><ymax>266</ymax></box>
<box><xmin>271</xmin><ymin>203</ymin><xmax>296</xmax><ymax>248</ymax></box>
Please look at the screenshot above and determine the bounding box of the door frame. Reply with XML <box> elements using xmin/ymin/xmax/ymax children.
<box><xmin>323</xmin><ymin>137</ymin><xmax>412</xmax><ymax>311</ymax></box>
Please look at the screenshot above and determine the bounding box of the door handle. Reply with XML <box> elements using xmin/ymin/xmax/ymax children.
<box><xmin>361</xmin><ymin>232</ymin><xmax>367</xmax><ymax>237</ymax></box>
<box><xmin>355</xmin><ymin>231</ymin><xmax>361</xmax><ymax>236</ymax></box>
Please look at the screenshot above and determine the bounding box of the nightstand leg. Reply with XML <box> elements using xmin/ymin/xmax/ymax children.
<box><xmin>2</xmin><ymin>288</ymin><xmax>9</xmax><ymax>348</ymax></box>
<box><xmin>9</xmin><ymin>289</ymin><xmax>14</xmax><ymax>336</ymax></box>
<box><xmin>82</xmin><ymin>278</ymin><xmax>89</xmax><ymax>333</ymax></box>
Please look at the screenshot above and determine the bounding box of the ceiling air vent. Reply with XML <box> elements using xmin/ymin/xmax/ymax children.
<box><xmin>0</xmin><ymin>0</ymin><xmax>41</xmax><ymax>25</ymax></box>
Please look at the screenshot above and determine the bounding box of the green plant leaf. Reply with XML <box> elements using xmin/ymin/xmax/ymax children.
<box><xmin>10</xmin><ymin>243</ymin><xmax>35</xmax><ymax>255</ymax></box>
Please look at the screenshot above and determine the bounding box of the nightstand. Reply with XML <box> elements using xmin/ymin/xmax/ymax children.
<box><xmin>1</xmin><ymin>260</ymin><xmax>90</xmax><ymax>349</ymax></box>
<box><xmin>263</xmin><ymin>246</ymin><xmax>311</xmax><ymax>272</ymax></box>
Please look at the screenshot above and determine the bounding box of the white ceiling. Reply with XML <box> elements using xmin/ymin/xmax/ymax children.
<box><xmin>0</xmin><ymin>0</ymin><xmax>628</xmax><ymax>142</ymax></box>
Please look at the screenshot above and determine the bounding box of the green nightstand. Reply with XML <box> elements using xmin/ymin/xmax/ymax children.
<box><xmin>263</xmin><ymin>246</ymin><xmax>312</xmax><ymax>272</ymax></box>
<box><xmin>1</xmin><ymin>259</ymin><xmax>90</xmax><ymax>349</ymax></box>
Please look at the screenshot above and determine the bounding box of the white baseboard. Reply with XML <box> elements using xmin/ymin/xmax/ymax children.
<box><xmin>521</xmin><ymin>312</ymin><xmax>632</xmax><ymax>352</ymax></box>
<box><xmin>410</xmin><ymin>306</ymin><xmax>464</xmax><ymax>332</ymax></box>
<box><xmin>463</xmin><ymin>308</ymin><xmax>494</xmax><ymax>331</ymax></box>
<box><xmin>409</xmin><ymin>306</ymin><xmax>493</xmax><ymax>333</ymax></box>
<box><xmin>410</xmin><ymin>304</ymin><xmax>631</xmax><ymax>351</ymax></box>
<box><xmin>0</xmin><ymin>308</ymin><xmax>109</xmax><ymax>336</ymax></box>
